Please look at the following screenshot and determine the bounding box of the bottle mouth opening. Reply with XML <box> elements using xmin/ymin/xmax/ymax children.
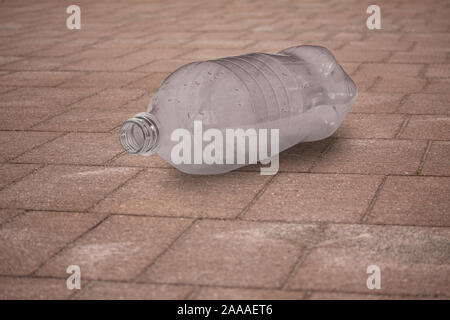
<box><xmin>119</xmin><ymin>112</ymin><xmax>159</xmax><ymax>155</ymax></box>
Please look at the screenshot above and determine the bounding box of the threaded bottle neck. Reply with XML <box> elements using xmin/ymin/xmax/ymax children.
<box><xmin>119</xmin><ymin>112</ymin><xmax>160</xmax><ymax>155</ymax></box>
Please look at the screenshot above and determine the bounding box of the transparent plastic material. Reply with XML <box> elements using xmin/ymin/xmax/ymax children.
<box><xmin>119</xmin><ymin>45</ymin><xmax>357</xmax><ymax>174</ymax></box>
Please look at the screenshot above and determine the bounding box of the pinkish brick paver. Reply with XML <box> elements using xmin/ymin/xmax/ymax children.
<box><xmin>426</xmin><ymin>64</ymin><xmax>450</xmax><ymax>78</ymax></box>
<box><xmin>0</xmin><ymin>71</ymin><xmax>85</xmax><ymax>87</ymax></box>
<box><xmin>0</xmin><ymin>209</ymin><xmax>23</xmax><ymax>225</ymax></box>
<box><xmin>37</xmin><ymin>215</ymin><xmax>193</xmax><ymax>281</ymax></box>
<box><xmin>287</xmin><ymin>224</ymin><xmax>450</xmax><ymax>296</ymax></box>
<box><xmin>0</xmin><ymin>131</ymin><xmax>62</xmax><ymax>162</ymax></box>
<box><xmin>13</xmin><ymin>132</ymin><xmax>123</xmax><ymax>165</ymax></box>
<box><xmin>424</xmin><ymin>79</ymin><xmax>450</xmax><ymax>94</ymax></box>
<box><xmin>0</xmin><ymin>87</ymin><xmax>97</xmax><ymax>109</ymax></box>
<box><xmin>0</xmin><ymin>163</ymin><xmax>40</xmax><ymax>189</ymax></box>
<box><xmin>312</xmin><ymin>139</ymin><xmax>427</xmax><ymax>175</ymax></box>
<box><xmin>398</xmin><ymin>94</ymin><xmax>450</xmax><ymax>115</ymax></box>
<box><xmin>0</xmin><ymin>211</ymin><xmax>106</xmax><ymax>275</ymax></box>
<box><xmin>367</xmin><ymin>176</ymin><xmax>450</xmax><ymax>227</ymax></box>
<box><xmin>244</xmin><ymin>173</ymin><xmax>382</xmax><ymax>223</ymax></box>
<box><xmin>110</xmin><ymin>153</ymin><xmax>172</xmax><ymax>169</ymax></box>
<box><xmin>371</xmin><ymin>77</ymin><xmax>427</xmax><ymax>94</ymax></box>
<box><xmin>30</xmin><ymin>105</ymin><xmax>142</xmax><ymax>133</ymax></box>
<box><xmin>349</xmin><ymin>93</ymin><xmax>404</xmax><ymax>114</ymax></box>
<box><xmin>399</xmin><ymin>116</ymin><xmax>450</xmax><ymax>140</ymax></box>
<box><xmin>0</xmin><ymin>277</ymin><xmax>73</xmax><ymax>300</ymax></box>
<box><xmin>59</xmin><ymin>71</ymin><xmax>146</xmax><ymax>89</ymax></box>
<box><xmin>140</xmin><ymin>220</ymin><xmax>320</xmax><ymax>288</ymax></box>
<box><xmin>336</xmin><ymin>114</ymin><xmax>405</xmax><ymax>139</ymax></box>
<box><xmin>93</xmin><ymin>169</ymin><xmax>270</xmax><ymax>218</ymax></box>
<box><xmin>72</xmin><ymin>282</ymin><xmax>193</xmax><ymax>300</ymax></box>
<box><xmin>421</xmin><ymin>141</ymin><xmax>450</xmax><ymax>176</ymax></box>
<box><xmin>276</xmin><ymin>138</ymin><xmax>333</xmax><ymax>173</ymax></box>
<box><xmin>0</xmin><ymin>165</ymin><xmax>140</xmax><ymax>211</ymax></box>
<box><xmin>193</xmin><ymin>287</ymin><xmax>306</xmax><ymax>300</ymax></box>
<box><xmin>308</xmin><ymin>292</ymin><xmax>415</xmax><ymax>300</ymax></box>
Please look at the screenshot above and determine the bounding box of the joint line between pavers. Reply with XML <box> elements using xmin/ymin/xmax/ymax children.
<box><xmin>281</xmin><ymin>223</ymin><xmax>328</xmax><ymax>290</ymax></box>
<box><xmin>132</xmin><ymin>219</ymin><xmax>200</xmax><ymax>283</ymax></box>
<box><xmin>394</xmin><ymin>114</ymin><xmax>411</xmax><ymax>138</ymax></box>
<box><xmin>0</xmin><ymin>163</ymin><xmax>45</xmax><ymax>194</ymax></box>
<box><xmin>184</xmin><ymin>286</ymin><xmax>201</xmax><ymax>300</ymax></box>
<box><xmin>29</xmin><ymin>214</ymin><xmax>112</xmax><ymax>276</ymax></box>
<box><xmin>84</xmin><ymin>167</ymin><xmax>147</xmax><ymax>213</ymax></box>
<box><xmin>235</xmin><ymin>174</ymin><xmax>277</xmax><ymax>220</ymax></box>
<box><xmin>28</xmin><ymin>87</ymin><xmax>109</xmax><ymax>130</ymax></box>
<box><xmin>367</xmin><ymin>76</ymin><xmax>382</xmax><ymax>92</ymax></box>
<box><xmin>66</xmin><ymin>279</ymin><xmax>94</xmax><ymax>300</ymax></box>
<box><xmin>6</xmin><ymin>132</ymin><xmax>69</xmax><ymax>162</ymax></box>
<box><xmin>360</xmin><ymin>175</ymin><xmax>388</xmax><ymax>223</ymax></box>
<box><xmin>308</xmin><ymin>137</ymin><xmax>337</xmax><ymax>172</ymax></box>
<box><xmin>417</xmin><ymin>140</ymin><xmax>433</xmax><ymax>174</ymax></box>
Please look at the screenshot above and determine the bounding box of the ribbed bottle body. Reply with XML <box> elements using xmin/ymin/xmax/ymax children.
<box><xmin>122</xmin><ymin>45</ymin><xmax>357</xmax><ymax>174</ymax></box>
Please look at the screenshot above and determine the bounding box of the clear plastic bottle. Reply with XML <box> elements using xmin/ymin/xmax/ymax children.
<box><xmin>119</xmin><ymin>45</ymin><xmax>357</xmax><ymax>174</ymax></box>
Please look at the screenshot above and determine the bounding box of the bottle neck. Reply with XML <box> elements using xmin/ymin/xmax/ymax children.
<box><xmin>119</xmin><ymin>112</ymin><xmax>160</xmax><ymax>155</ymax></box>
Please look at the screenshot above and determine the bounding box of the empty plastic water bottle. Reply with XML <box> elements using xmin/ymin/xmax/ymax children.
<box><xmin>119</xmin><ymin>45</ymin><xmax>357</xmax><ymax>174</ymax></box>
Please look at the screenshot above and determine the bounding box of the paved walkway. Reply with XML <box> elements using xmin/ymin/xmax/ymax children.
<box><xmin>0</xmin><ymin>0</ymin><xmax>449</xmax><ymax>299</ymax></box>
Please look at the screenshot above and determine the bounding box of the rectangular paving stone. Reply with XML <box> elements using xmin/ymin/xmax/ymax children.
<box><xmin>368</xmin><ymin>176</ymin><xmax>450</xmax><ymax>227</ymax></box>
<box><xmin>357</xmin><ymin>63</ymin><xmax>424</xmax><ymax>77</ymax></box>
<box><xmin>0</xmin><ymin>163</ymin><xmax>39</xmax><ymax>189</ymax></box>
<box><xmin>309</xmin><ymin>292</ymin><xmax>419</xmax><ymax>300</ymax></box>
<box><xmin>389</xmin><ymin>52</ymin><xmax>447</xmax><ymax>64</ymax></box>
<box><xmin>350</xmin><ymin>93</ymin><xmax>404</xmax><ymax>113</ymax></box>
<box><xmin>0</xmin><ymin>209</ymin><xmax>23</xmax><ymax>225</ymax></box>
<box><xmin>30</xmin><ymin>105</ymin><xmax>140</xmax><ymax>133</ymax></box>
<box><xmin>0</xmin><ymin>277</ymin><xmax>73</xmax><ymax>300</ymax></box>
<box><xmin>277</xmin><ymin>138</ymin><xmax>332</xmax><ymax>172</ymax></box>
<box><xmin>398</xmin><ymin>94</ymin><xmax>450</xmax><ymax>115</ymax></box>
<box><xmin>13</xmin><ymin>132</ymin><xmax>124</xmax><ymax>165</ymax></box>
<box><xmin>0</xmin><ymin>104</ymin><xmax>66</xmax><ymax>130</ymax></box>
<box><xmin>125</xmin><ymin>72</ymin><xmax>169</xmax><ymax>91</ymax></box>
<box><xmin>73</xmin><ymin>282</ymin><xmax>193</xmax><ymax>300</ymax></box>
<box><xmin>0</xmin><ymin>56</ymin><xmax>82</xmax><ymax>71</ymax></box>
<box><xmin>333</xmin><ymin>49</ymin><xmax>390</xmax><ymax>63</ymax></box>
<box><xmin>59</xmin><ymin>71</ymin><xmax>146</xmax><ymax>89</ymax></box>
<box><xmin>349</xmin><ymin>73</ymin><xmax>378</xmax><ymax>92</ymax></box>
<box><xmin>60</xmin><ymin>88</ymin><xmax>144</xmax><ymax>110</ymax></box>
<box><xmin>399</xmin><ymin>116</ymin><xmax>450</xmax><ymax>140</ymax></box>
<box><xmin>93</xmin><ymin>168</ymin><xmax>270</xmax><ymax>218</ymax></box>
<box><xmin>182</xmin><ymin>48</ymin><xmax>252</xmax><ymax>60</ymax></box>
<box><xmin>140</xmin><ymin>220</ymin><xmax>320</xmax><ymax>288</ymax></box>
<box><xmin>244</xmin><ymin>173</ymin><xmax>382</xmax><ymax>223</ymax></box>
<box><xmin>426</xmin><ymin>64</ymin><xmax>450</xmax><ymax>78</ymax></box>
<box><xmin>344</xmin><ymin>39</ymin><xmax>413</xmax><ymax>51</ymax></box>
<box><xmin>193</xmin><ymin>287</ymin><xmax>306</xmax><ymax>300</ymax></box>
<box><xmin>0</xmin><ymin>165</ymin><xmax>140</xmax><ymax>211</ymax></box>
<box><xmin>60</xmin><ymin>57</ymin><xmax>149</xmax><ymax>72</ymax></box>
<box><xmin>0</xmin><ymin>87</ymin><xmax>97</xmax><ymax>108</ymax></box>
<box><xmin>422</xmin><ymin>141</ymin><xmax>450</xmax><ymax>176</ymax></box>
<box><xmin>336</xmin><ymin>114</ymin><xmax>405</xmax><ymax>139</ymax></box>
<box><xmin>133</xmin><ymin>59</ymin><xmax>194</xmax><ymax>73</ymax></box>
<box><xmin>0</xmin><ymin>71</ymin><xmax>85</xmax><ymax>87</ymax></box>
<box><xmin>312</xmin><ymin>139</ymin><xmax>427</xmax><ymax>175</ymax></box>
<box><xmin>0</xmin><ymin>131</ymin><xmax>61</xmax><ymax>162</ymax></box>
<box><xmin>0</xmin><ymin>211</ymin><xmax>106</xmax><ymax>275</ymax></box>
<box><xmin>37</xmin><ymin>215</ymin><xmax>193</xmax><ymax>281</ymax></box>
<box><xmin>371</xmin><ymin>77</ymin><xmax>427</xmax><ymax>94</ymax></box>
<box><xmin>183</xmin><ymin>39</ymin><xmax>255</xmax><ymax>49</ymax></box>
<box><xmin>110</xmin><ymin>153</ymin><xmax>172</xmax><ymax>169</ymax></box>
<box><xmin>287</xmin><ymin>224</ymin><xmax>450</xmax><ymax>296</ymax></box>
<box><xmin>424</xmin><ymin>79</ymin><xmax>450</xmax><ymax>93</ymax></box>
